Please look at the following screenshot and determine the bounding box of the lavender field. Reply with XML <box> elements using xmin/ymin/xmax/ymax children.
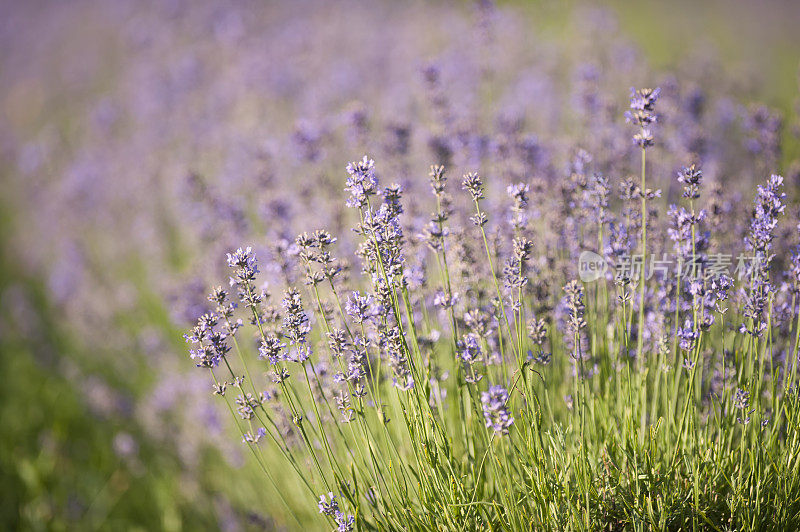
<box><xmin>2</xmin><ymin>0</ymin><xmax>800</xmax><ymax>530</ymax></box>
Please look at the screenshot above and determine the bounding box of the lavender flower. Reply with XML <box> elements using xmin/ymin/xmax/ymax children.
<box><xmin>345</xmin><ymin>291</ymin><xmax>374</xmax><ymax>324</ymax></box>
<box><xmin>258</xmin><ymin>334</ymin><xmax>285</xmax><ymax>365</ymax></box>
<box><xmin>741</xmin><ymin>174</ymin><xmax>785</xmax><ymax>336</ymax></box>
<box><xmin>380</xmin><ymin>326</ymin><xmax>413</xmax><ymax>391</ymax></box>
<box><xmin>334</xmin><ymin>511</ymin><xmax>355</xmax><ymax>532</ymax></box>
<box><xmin>745</xmin><ymin>174</ymin><xmax>786</xmax><ymax>274</ymax></box>
<box><xmin>481</xmin><ymin>385</ymin><xmax>514</xmax><ymax>435</ymax></box>
<box><xmin>625</xmin><ymin>87</ymin><xmax>661</xmax><ymax>148</ymax></box>
<box><xmin>507</xmin><ymin>182</ymin><xmax>530</xmax><ymax>230</ymax></box>
<box><xmin>677</xmin><ymin>164</ymin><xmax>702</xmax><ymax>199</ymax></box>
<box><xmin>318</xmin><ymin>492</ymin><xmax>340</xmax><ymax>516</ymax></box>
<box><xmin>527</xmin><ymin>318</ymin><xmax>548</xmax><ymax>345</ymax></box>
<box><xmin>225</xmin><ymin>247</ymin><xmax>266</xmax><ymax>314</ymax></box>
<box><xmin>457</xmin><ymin>333</ymin><xmax>483</xmax><ymax>383</ymax></box>
<box><xmin>282</xmin><ymin>289</ymin><xmax>308</xmax><ymax>333</ymax></box>
<box><xmin>345</xmin><ymin>156</ymin><xmax>378</xmax><ymax>208</ymax></box>
<box><xmin>677</xmin><ymin>319</ymin><xmax>700</xmax><ymax>352</ymax></box>
<box><xmin>185</xmin><ymin>313</ymin><xmax>231</xmax><ymax>368</ymax></box>
<box><xmin>242</xmin><ymin>427</ymin><xmax>267</xmax><ymax>444</ymax></box>
<box><xmin>563</xmin><ymin>280</ymin><xmax>587</xmax><ymax>337</ymax></box>
<box><xmin>462</xmin><ymin>172</ymin><xmax>485</xmax><ymax>201</ymax></box>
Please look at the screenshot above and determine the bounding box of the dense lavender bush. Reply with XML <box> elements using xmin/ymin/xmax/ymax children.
<box><xmin>184</xmin><ymin>87</ymin><xmax>800</xmax><ymax>527</ymax></box>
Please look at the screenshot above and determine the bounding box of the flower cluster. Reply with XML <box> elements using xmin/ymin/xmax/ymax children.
<box><xmin>625</xmin><ymin>87</ymin><xmax>661</xmax><ymax>148</ymax></box>
<box><xmin>481</xmin><ymin>385</ymin><xmax>514</xmax><ymax>435</ymax></box>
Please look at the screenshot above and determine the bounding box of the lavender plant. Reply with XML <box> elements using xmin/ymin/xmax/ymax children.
<box><xmin>185</xmin><ymin>90</ymin><xmax>800</xmax><ymax>527</ymax></box>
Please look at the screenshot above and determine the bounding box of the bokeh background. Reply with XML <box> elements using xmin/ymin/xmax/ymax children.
<box><xmin>1</xmin><ymin>0</ymin><xmax>798</xmax><ymax>530</ymax></box>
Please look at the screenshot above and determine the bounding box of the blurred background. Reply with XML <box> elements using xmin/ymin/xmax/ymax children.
<box><xmin>0</xmin><ymin>0</ymin><xmax>798</xmax><ymax>530</ymax></box>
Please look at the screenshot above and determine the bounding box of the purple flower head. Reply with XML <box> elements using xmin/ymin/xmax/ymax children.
<box><xmin>527</xmin><ymin>318</ymin><xmax>548</xmax><ymax>345</ymax></box>
<box><xmin>318</xmin><ymin>492</ymin><xmax>340</xmax><ymax>516</ymax></box>
<box><xmin>381</xmin><ymin>184</ymin><xmax>404</xmax><ymax>217</ymax></box>
<box><xmin>628</xmin><ymin>87</ymin><xmax>661</xmax><ymax>113</ymax></box>
<box><xmin>507</xmin><ymin>182</ymin><xmax>530</xmax><ymax>230</ymax></box>
<box><xmin>677</xmin><ymin>319</ymin><xmax>699</xmax><ymax>351</ymax></box>
<box><xmin>334</xmin><ymin>511</ymin><xmax>355</xmax><ymax>532</ymax></box>
<box><xmin>226</xmin><ymin>247</ymin><xmax>264</xmax><ymax>310</ymax></box>
<box><xmin>458</xmin><ymin>333</ymin><xmax>482</xmax><ymax>364</ymax></box>
<box><xmin>185</xmin><ymin>311</ymin><xmax>232</xmax><ymax>368</ymax></box>
<box><xmin>585</xmin><ymin>173</ymin><xmax>611</xmax><ymax>225</ymax></box>
<box><xmin>711</xmin><ymin>274</ymin><xmax>734</xmax><ymax>303</ymax></box>
<box><xmin>242</xmin><ymin>427</ymin><xmax>267</xmax><ymax>444</ymax></box>
<box><xmin>433</xmin><ymin>289</ymin><xmax>458</xmax><ymax>309</ymax></box>
<box><xmin>380</xmin><ymin>326</ymin><xmax>413</xmax><ymax>391</ymax></box>
<box><xmin>227</xmin><ymin>246</ymin><xmax>259</xmax><ymax>286</ymax></box>
<box><xmin>345</xmin><ymin>156</ymin><xmax>378</xmax><ymax>208</ymax></box>
<box><xmin>633</xmin><ymin>129</ymin><xmax>654</xmax><ymax>149</ymax></box>
<box><xmin>481</xmin><ymin>385</ymin><xmax>514</xmax><ymax>435</ymax></box>
<box><xmin>327</xmin><ymin>329</ymin><xmax>350</xmax><ymax>359</ymax></box>
<box><xmin>462</xmin><ymin>172</ymin><xmax>484</xmax><ymax>201</ymax></box>
<box><xmin>563</xmin><ymin>281</ymin><xmax>586</xmax><ymax>336</ymax></box>
<box><xmin>507</xmin><ymin>182</ymin><xmax>529</xmax><ymax>207</ymax></box>
<box><xmin>281</xmin><ymin>287</ymin><xmax>311</xmax><ymax>361</ymax></box>
<box><xmin>258</xmin><ymin>334</ymin><xmax>285</xmax><ymax>365</ymax></box>
<box><xmin>625</xmin><ymin>87</ymin><xmax>660</xmax><ymax>148</ymax></box>
<box><xmin>667</xmin><ymin>205</ymin><xmax>705</xmax><ymax>261</ymax></box>
<box><xmin>745</xmin><ymin>174</ymin><xmax>785</xmax><ymax>273</ymax></box>
<box><xmin>345</xmin><ymin>291</ymin><xmax>374</xmax><ymax>324</ymax></box>
<box><xmin>734</xmin><ymin>388</ymin><xmax>750</xmax><ymax>411</ymax></box>
<box><xmin>429</xmin><ymin>164</ymin><xmax>447</xmax><ymax>195</ymax></box>
<box><xmin>457</xmin><ymin>333</ymin><xmax>484</xmax><ymax>382</ymax></box>
<box><xmin>677</xmin><ymin>164</ymin><xmax>702</xmax><ymax>199</ymax></box>
<box><xmin>189</xmin><ymin>344</ymin><xmax>219</xmax><ymax>368</ymax></box>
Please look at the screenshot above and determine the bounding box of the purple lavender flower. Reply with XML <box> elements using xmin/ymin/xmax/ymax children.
<box><xmin>462</xmin><ymin>172</ymin><xmax>485</xmax><ymax>201</ymax></box>
<box><xmin>563</xmin><ymin>280</ymin><xmax>587</xmax><ymax>337</ymax></box>
<box><xmin>625</xmin><ymin>87</ymin><xmax>660</xmax><ymax>148</ymax></box>
<box><xmin>379</xmin><ymin>326</ymin><xmax>413</xmax><ymax>391</ymax></box>
<box><xmin>318</xmin><ymin>492</ymin><xmax>340</xmax><ymax>516</ymax></box>
<box><xmin>258</xmin><ymin>334</ymin><xmax>285</xmax><ymax>365</ymax></box>
<box><xmin>527</xmin><ymin>318</ymin><xmax>548</xmax><ymax>345</ymax></box>
<box><xmin>282</xmin><ymin>288</ymin><xmax>311</xmax><ymax>362</ymax></box>
<box><xmin>345</xmin><ymin>291</ymin><xmax>374</xmax><ymax>324</ymax></box>
<box><xmin>334</xmin><ymin>511</ymin><xmax>355</xmax><ymax>532</ymax></box>
<box><xmin>457</xmin><ymin>333</ymin><xmax>483</xmax><ymax>383</ymax></box>
<box><xmin>345</xmin><ymin>156</ymin><xmax>378</xmax><ymax>208</ymax></box>
<box><xmin>503</xmin><ymin>238</ymin><xmax>532</xmax><ymax>313</ymax></box>
<box><xmin>227</xmin><ymin>247</ymin><xmax>259</xmax><ymax>286</ymax></box>
<box><xmin>745</xmin><ymin>174</ymin><xmax>786</xmax><ymax>273</ymax></box>
<box><xmin>481</xmin><ymin>385</ymin><xmax>514</xmax><ymax>435</ymax></box>
<box><xmin>677</xmin><ymin>319</ymin><xmax>699</xmax><ymax>351</ymax></box>
<box><xmin>226</xmin><ymin>247</ymin><xmax>263</xmax><ymax>310</ymax></box>
<box><xmin>740</xmin><ymin>174</ymin><xmax>785</xmax><ymax>336</ymax></box>
<box><xmin>185</xmin><ymin>312</ymin><xmax>231</xmax><ymax>368</ymax></box>
<box><xmin>507</xmin><ymin>182</ymin><xmax>530</xmax><ymax>230</ymax></box>
<box><xmin>433</xmin><ymin>289</ymin><xmax>458</xmax><ymax>309</ymax></box>
<box><xmin>677</xmin><ymin>164</ymin><xmax>702</xmax><ymax>199</ymax></box>
<box><xmin>242</xmin><ymin>427</ymin><xmax>267</xmax><ymax>444</ymax></box>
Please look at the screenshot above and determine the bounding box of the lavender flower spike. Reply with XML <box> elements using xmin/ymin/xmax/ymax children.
<box><xmin>481</xmin><ymin>385</ymin><xmax>514</xmax><ymax>435</ymax></box>
<box><xmin>345</xmin><ymin>156</ymin><xmax>378</xmax><ymax>208</ymax></box>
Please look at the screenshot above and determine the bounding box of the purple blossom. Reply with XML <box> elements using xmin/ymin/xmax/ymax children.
<box><xmin>345</xmin><ymin>156</ymin><xmax>378</xmax><ymax>208</ymax></box>
<box><xmin>345</xmin><ymin>291</ymin><xmax>374</xmax><ymax>323</ymax></box>
<box><xmin>481</xmin><ymin>385</ymin><xmax>514</xmax><ymax>435</ymax></box>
